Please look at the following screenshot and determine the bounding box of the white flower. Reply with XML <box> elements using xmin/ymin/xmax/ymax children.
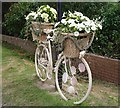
<box><xmin>67</xmin><ymin>19</ymin><xmax>75</xmax><ymax>24</ymax></box>
<box><xmin>37</xmin><ymin>12</ymin><xmax>41</xmax><ymax>15</ymax></box>
<box><xmin>61</xmin><ymin>19</ymin><xmax>67</xmax><ymax>25</ymax></box>
<box><xmin>85</xmin><ymin>17</ymin><xmax>90</xmax><ymax>21</ymax></box>
<box><xmin>37</xmin><ymin>8</ymin><xmax>40</xmax><ymax>12</ymax></box>
<box><xmin>93</xmin><ymin>18</ymin><xmax>102</xmax><ymax>30</ymax></box>
<box><xmin>41</xmin><ymin>13</ymin><xmax>49</xmax><ymax>19</ymax></box>
<box><xmin>46</xmin><ymin>5</ymin><xmax>50</xmax><ymax>8</ymax></box>
<box><xmin>91</xmin><ymin>25</ymin><xmax>97</xmax><ymax>31</ymax></box>
<box><xmin>77</xmin><ymin>23</ymin><xmax>85</xmax><ymax>29</ymax></box>
<box><xmin>68</xmin><ymin>11</ymin><xmax>74</xmax><ymax>17</ymax></box>
<box><xmin>81</xmin><ymin>16</ymin><xmax>90</xmax><ymax>21</ymax></box>
<box><xmin>40</xmin><ymin>5</ymin><xmax>44</xmax><ymax>9</ymax></box>
<box><xmin>34</xmin><ymin>14</ymin><xmax>38</xmax><ymax>20</ymax></box>
<box><xmin>50</xmin><ymin>8</ymin><xmax>57</xmax><ymax>15</ymax></box>
<box><xmin>43</xmin><ymin>8</ymin><xmax>47</xmax><ymax>11</ymax></box>
<box><xmin>74</xmin><ymin>31</ymin><xmax>79</xmax><ymax>36</ymax></box>
<box><xmin>52</xmin><ymin>12</ymin><xmax>57</xmax><ymax>20</ymax></box>
<box><xmin>26</xmin><ymin>5</ymin><xmax>57</xmax><ymax>23</ymax></box>
<box><xmin>74</xmin><ymin>11</ymin><xmax>83</xmax><ymax>17</ymax></box>
<box><xmin>54</xmin><ymin>11</ymin><xmax>102</xmax><ymax>33</ymax></box>
<box><xmin>25</xmin><ymin>11</ymin><xmax>36</xmax><ymax>20</ymax></box>
<box><xmin>76</xmin><ymin>23</ymin><xmax>84</xmax><ymax>31</ymax></box>
<box><xmin>25</xmin><ymin>16</ymin><xmax>29</xmax><ymax>20</ymax></box>
<box><xmin>36</xmin><ymin>5</ymin><xmax>57</xmax><ymax>22</ymax></box>
<box><xmin>83</xmin><ymin>20</ymin><xmax>91</xmax><ymax>26</ymax></box>
<box><xmin>69</xmin><ymin>23</ymin><xmax>76</xmax><ymax>27</ymax></box>
<box><xmin>62</xmin><ymin>12</ymin><xmax>66</xmax><ymax>17</ymax></box>
<box><xmin>78</xmin><ymin>27</ymin><xmax>82</xmax><ymax>31</ymax></box>
<box><xmin>54</xmin><ymin>14</ymin><xmax>57</xmax><ymax>19</ymax></box>
<box><xmin>96</xmin><ymin>37</ymin><xmax>98</xmax><ymax>40</ymax></box>
<box><xmin>85</xmin><ymin>27</ymin><xmax>90</xmax><ymax>33</ymax></box>
<box><xmin>90</xmin><ymin>21</ymin><xmax>97</xmax><ymax>31</ymax></box>
<box><xmin>44</xmin><ymin>17</ymin><xmax>49</xmax><ymax>22</ymax></box>
<box><xmin>29</xmin><ymin>11</ymin><xmax>36</xmax><ymax>16</ymax></box>
<box><xmin>97</xmin><ymin>23</ymin><xmax>102</xmax><ymax>30</ymax></box>
<box><xmin>37</xmin><ymin>8</ymin><xmax>42</xmax><ymax>13</ymax></box>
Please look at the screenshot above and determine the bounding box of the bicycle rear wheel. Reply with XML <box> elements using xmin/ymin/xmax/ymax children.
<box><xmin>55</xmin><ymin>56</ymin><xmax>92</xmax><ymax>104</ymax></box>
<box><xmin>35</xmin><ymin>44</ymin><xmax>51</xmax><ymax>81</ymax></box>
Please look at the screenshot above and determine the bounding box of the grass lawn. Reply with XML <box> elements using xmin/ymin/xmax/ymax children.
<box><xmin>1</xmin><ymin>43</ymin><xmax>119</xmax><ymax>106</ymax></box>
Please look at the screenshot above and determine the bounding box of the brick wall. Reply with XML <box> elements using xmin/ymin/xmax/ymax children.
<box><xmin>2</xmin><ymin>34</ymin><xmax>120</xmax><ymax>85</ymax></box>
<box><xmin>2</xmin><ymin>34</ymin><xmax>36</xmax><ymax>54</ymax></box>
<box><xmin>85</xmin><ymin>54</ymin><xmax>119</xmax><ymax>85</ymax></box>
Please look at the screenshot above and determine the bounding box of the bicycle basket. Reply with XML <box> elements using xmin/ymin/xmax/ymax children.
<box><xmin>62</xmin><ymin>32</ymin><xmax>95</xmax><ymax>58</ymax></box>
<box><xmin>31</xmin><ymin>22</ymin><xmax>54</xmax><ymax>42</ymax></box>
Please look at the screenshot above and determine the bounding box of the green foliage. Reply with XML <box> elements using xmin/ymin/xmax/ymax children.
<box><xmin>62</xmin><ymin>2</ymin><xmax>108</xmax><ymax>19</ymax></box>
<box><xmin>91</xmin><ymin>3</ymin><xmax>120</xmax><ymax>59</ymax></box>
<box><xmin>3</xmin><ymin>2</ymin><xmax>120</xmax><ymax>59</ymax></box>
<box><xmin>3</xmin><ymin>2</ymin><xmax>57</xmax><ymax>37</ymax></box>
<box><xmin>3</xmin><ymin>3</ymin><xmax>33</xmax><ymax>36</ymax></box>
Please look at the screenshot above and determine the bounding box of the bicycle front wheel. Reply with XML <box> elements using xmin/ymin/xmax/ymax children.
<box><xmin>35</xmin><ymin>44</ymin><xmax>51</xmax><ymax>81</ymax></box>
<box><xmin>55</xmin><ymin>56</ymin><xmax>92</xmax><ymax>104</ymax></box>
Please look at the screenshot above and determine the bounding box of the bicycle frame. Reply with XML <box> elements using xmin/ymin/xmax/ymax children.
<box><xmin>48</xmin><ymin>40</ymin><xmax>53</xmax><ymax>70</ymax></box>
<box><xmin>35</xmin><ymin>31</ymin><xmax>93</xmax><ymax>104</ymax></box>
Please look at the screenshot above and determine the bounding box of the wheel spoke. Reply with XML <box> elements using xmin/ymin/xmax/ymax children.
<box><xmin>55</xmin><ymin>56</ymin><xmax>92</xmax><ymax>104</ymax></box>
<box><xmin>35</xmin><ymin>44</ymin><xmax>51</xmax><ymax>81</ymax></box>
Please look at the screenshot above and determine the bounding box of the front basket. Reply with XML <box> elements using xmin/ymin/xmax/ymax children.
<box><xmin>31</xmin><ymin>22</ymin><xmax>54</xmax><ymax>42</ymax></box>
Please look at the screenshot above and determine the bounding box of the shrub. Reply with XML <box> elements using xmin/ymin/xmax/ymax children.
<box><xmin>91</xmin><ymin>3</ymin><xmax>120</xmax><ymax>59</ymax></box>
<box><xmin>3</xmin><ymin>2</ymin><xmax>120</xmax><ymax>59</ymax></box>
<box><xmin>3</xmin><ymin>2</ymin><xmax>56</xmax><ymax>37</ymax></box>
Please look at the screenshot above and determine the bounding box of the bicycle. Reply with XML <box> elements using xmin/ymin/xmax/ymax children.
<box><xmin>31</xmin><ymin>22</ymin><xmax>95</xmax><ymax>104</ymax></box>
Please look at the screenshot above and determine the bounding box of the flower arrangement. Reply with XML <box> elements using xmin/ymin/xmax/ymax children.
<box><xmin>24</xmin><ymin>5</ymin><xmax>57</xmax><ymax>41</ymax></box>
<box><xmin>54</xmin><ymin>11</ymin><xmax>102</xmax><ymax>36</ymax></box>
<box><xmin>25</xmin><ymin>5</ymin><xmax>57</xmax><ymax>23</ymax></box>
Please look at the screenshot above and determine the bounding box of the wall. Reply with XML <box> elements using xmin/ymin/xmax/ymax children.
<box><xmin>85</xmin><ymin>54</ymin><xmax>119</xmax><ymax>85</ymax></box>
<box><xmin>2</xmin><ymin>34</ymin><xmax>119</xmax><ymax>85</ymax></box>
<box><xmin>2</xmin><ymin>34</ymin><xmax>36</xmax><ymax>54</ymax></box>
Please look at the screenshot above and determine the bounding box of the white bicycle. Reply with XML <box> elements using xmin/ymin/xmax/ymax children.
<box><xmin>32</xmin><ymin>22</ymin><xmax>95</xmax><ymax>104</ymax></box>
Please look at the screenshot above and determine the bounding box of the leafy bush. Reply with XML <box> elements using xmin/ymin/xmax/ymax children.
<box><xmin>62</xmin><ymin>2</ymin><xmax>108</xmax><ymax>20</ymax></box>
<box><xmin>91</xmin><ymin>3</ymin><xmax>120</xmax><ymax>59</ymax></box>
<box><xmin>3</xmin><ymin>2</ymin><xmax>120</xmax><ymax>59</ymax></box>
<box><xmin>3</xmin><ymin>3</ymin><xmax>32</xmax><ymax>36</ymax></box>
<box><xmin>3</xmin><ymin>2</ymin><xmax>56</xmax><ymax>37</ymax></box>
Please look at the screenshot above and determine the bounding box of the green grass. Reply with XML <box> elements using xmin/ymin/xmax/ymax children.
<box><xmin>1</xmin><ymin>43</ymin><xmax>119</xmax><ymax>106</ymax></box>
<box><xmin>1</xmin><ymin>43</ymin><xmax>78</xmax><ymax>106</ymax></box>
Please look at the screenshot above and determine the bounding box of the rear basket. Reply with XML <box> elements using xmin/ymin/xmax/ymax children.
<box><xmin>62</xmin><ymin>33</ymin><xmax>94</xmax><ymax>58</ymax></box>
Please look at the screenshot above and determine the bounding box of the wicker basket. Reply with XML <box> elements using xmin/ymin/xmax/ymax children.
<box><xmin>62</xmin><ymin>33</ymin><xmax>93</xmax><ymax>58</ymax></box>
<box><xmin>39</xmin><ymin>23</ymin><xmax>54</xmax><ymax>30</ymax></box>
<box><xmin>31</xmin><ymin>22</ymin><xmax>54</xmax><ymax>42</ymax></box>
<box><xmin>63</xmin><ymin>38</ymin><xmax>80</xmax><ymax>58</ymax></box>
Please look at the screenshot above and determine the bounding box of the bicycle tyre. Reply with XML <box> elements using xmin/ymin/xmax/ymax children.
<box><xmin>35</xmin><ymin>44</ymin><xmax>51</xmax><ymax>81</ymax></box>
<box><xmin>55</xmin><ymin>56</ymin><xmax>92</xmax><ymax>104</ymax></box>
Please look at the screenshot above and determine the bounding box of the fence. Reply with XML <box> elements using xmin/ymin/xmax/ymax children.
<box><xmin>2</xmin><ymin>34</ymin><xmax>119</xmax><ymax>85</ymax></box>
